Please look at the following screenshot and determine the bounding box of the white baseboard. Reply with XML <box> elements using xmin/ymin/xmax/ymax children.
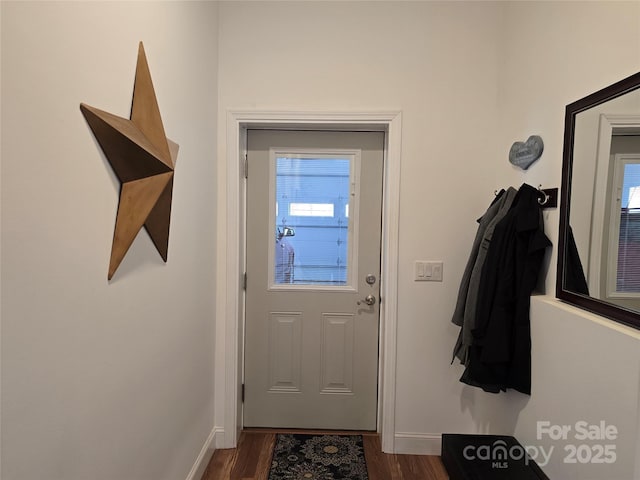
<box><xmin>212</xmin><ymin>426</ymin><xmax>225</xmax><ymax>449</ymax></box>
<box><xmin>185</xmin><ymin>427</ymin><xmax>224</xmax><ymax>480</ymax></box>
<box><xmin>394</xmin><ymin>432</ymin><xmax>442</xmax><ymax>455</ymax></box>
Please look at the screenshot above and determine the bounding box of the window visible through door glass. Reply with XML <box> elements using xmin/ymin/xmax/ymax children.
<box><xmin>274</xmin><ymin>155</ymin><xmax>353</xmax><ymax>286</ymax></box>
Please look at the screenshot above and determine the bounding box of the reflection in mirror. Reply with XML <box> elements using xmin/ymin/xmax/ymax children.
<box><xmin>558</xmin><ymin>71</ymin><xmax>640</xmax><ymax>329</ymax></box>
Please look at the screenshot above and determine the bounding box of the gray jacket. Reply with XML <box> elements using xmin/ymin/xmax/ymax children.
<box><xmin>452</xmin><ymin>187</ymin><xmax>518</xmax><ymax>364</ymax></box>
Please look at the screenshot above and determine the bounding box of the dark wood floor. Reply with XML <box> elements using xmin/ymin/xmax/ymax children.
<box><xmin>201</xmin><ymin>430</ymin><xmax>449</xmax><ymax>479</ymax></box>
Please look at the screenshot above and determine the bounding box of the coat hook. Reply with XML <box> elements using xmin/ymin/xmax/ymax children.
<box><xmin>537</xmin><ymin>184</ymin><xmax>550</xmax><ymax>206</ymax></box>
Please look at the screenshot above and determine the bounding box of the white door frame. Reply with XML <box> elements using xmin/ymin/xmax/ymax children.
<box><xmin>223</xmin><ymin>110</ymin><xmax>401</xmax><ymax>453</ymax></box>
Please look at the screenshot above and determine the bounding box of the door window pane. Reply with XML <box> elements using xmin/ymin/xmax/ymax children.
<box><xmin>274</xmin><ymin>156</ymin><xmax>352</xmax><ymax>286</ymax></box>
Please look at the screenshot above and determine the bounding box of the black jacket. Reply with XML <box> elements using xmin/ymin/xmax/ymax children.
<box><xmin>460</xmin><ymin>183</ymin><xmax>551</xmax><ymax>395</ymax></box>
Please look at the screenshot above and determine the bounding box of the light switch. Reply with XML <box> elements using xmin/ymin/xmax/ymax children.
<box><xmin>414</xmin><ymin>261</ymin><xmax>443</xmax><ymax>282</ymax></box>
<box><xmin>424</xmin><ymin>263</ymin><xmax>433</xmax><ymax>277</ymax></box>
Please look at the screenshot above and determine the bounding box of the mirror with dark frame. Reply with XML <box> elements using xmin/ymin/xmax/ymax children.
<box><xmin>557</xmin><ymin>71</ymin><xmax>640</xmax><ymax>329</ymax></box>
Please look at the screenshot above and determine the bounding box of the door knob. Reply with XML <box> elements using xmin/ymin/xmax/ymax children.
<box><xmin>357</xmin><ymin>294</ymin><xmax>376</xmax><ymax>306</ymax></box>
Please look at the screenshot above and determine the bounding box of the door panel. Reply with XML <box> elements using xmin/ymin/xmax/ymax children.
<box><xmin>244</xmin><ymin>130</ymin><xmax>384</xmax><ymax>430</ymax></box>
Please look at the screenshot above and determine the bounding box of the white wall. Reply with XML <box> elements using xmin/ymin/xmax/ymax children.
<box><xmin>215</xmin><ymin>1</ymin><xmax>640</xmax><ymax>478</ymax></box>
<box><xmin>3</xmin><ymin>2</ymin><xmax>639</xmax><ymax>480</ymax></box>
<box><xmin>497</xmin><ymin>2</ymin><xmax>640</xmax><ymax>479</ymax></box>
<box><xmin>1</xmin><ymin>2</ymin><xmax>218</xmax><ymax>479</ymax></box>
<box><xmin>215</xmin><ymin>0</ymin><xmax>513</xmax><ymax>449</ymax></box>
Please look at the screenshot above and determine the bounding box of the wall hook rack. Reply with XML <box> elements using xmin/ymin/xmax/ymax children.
<box><xmin>537</xmin><ymin>185</ymin><xmax>558</xmax><ymax>208</ymax></box>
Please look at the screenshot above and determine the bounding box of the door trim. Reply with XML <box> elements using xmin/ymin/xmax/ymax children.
<box><xmin>223</xmin><ymin>110</ymin><xmax>402</xmax><ymax>453</ymax></box>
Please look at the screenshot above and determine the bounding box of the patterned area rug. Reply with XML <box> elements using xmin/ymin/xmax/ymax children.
<box><xmin>268</xmin><ymin>433</ymin><xmax>369</xmax><ymax>480</ymax></box>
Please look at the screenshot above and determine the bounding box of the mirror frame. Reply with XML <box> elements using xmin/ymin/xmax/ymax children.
<box><xmin>557</xmin><ymin>71</ymin><xmax>640</xmax><ymax>330</ymax></box>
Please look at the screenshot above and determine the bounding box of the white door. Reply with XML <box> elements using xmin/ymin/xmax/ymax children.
<box><xmin>244</xmin><ymin>130</ymin><xmax>384</xmax><ymax>430</ymax></box>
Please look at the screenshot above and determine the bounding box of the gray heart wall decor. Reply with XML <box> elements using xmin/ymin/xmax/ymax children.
<box><xmin>509</xmin><ymin>135</ymin><xmax>544</xmax><ymax>170</ymax></box>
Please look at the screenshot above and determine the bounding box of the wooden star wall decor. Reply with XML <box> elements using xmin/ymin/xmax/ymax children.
<box><xmin>80</xmin><ymin>42</ymin><xmax>178</xmax><ymax>280</ymax></box>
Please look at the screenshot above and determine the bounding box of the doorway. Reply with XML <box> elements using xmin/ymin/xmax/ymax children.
<box><xmin>222</xmin><ymin>111</ymin><xmax>401</xmax><ymax>452</ymax></box>
<box><xmin>243</xmin><ymin>130</ymin><xmax>384</xmax><ymax>430</ymax></box>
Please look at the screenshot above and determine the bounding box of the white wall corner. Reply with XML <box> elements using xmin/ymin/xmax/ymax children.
<box><xmin>394</xmin><ymin>432</ymin><xmax>442</xmax><ymax>456</ymax></box>
<box><xmin>184</xmin><ymin>427</ymin><xmax>224</xmax><ymax>480</ymax></box>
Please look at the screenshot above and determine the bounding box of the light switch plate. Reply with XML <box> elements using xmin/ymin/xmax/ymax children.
<box><xmin>415</xmin><ymin>261</ymin><xmax>443</xmax><ymax>281</ymax></box>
